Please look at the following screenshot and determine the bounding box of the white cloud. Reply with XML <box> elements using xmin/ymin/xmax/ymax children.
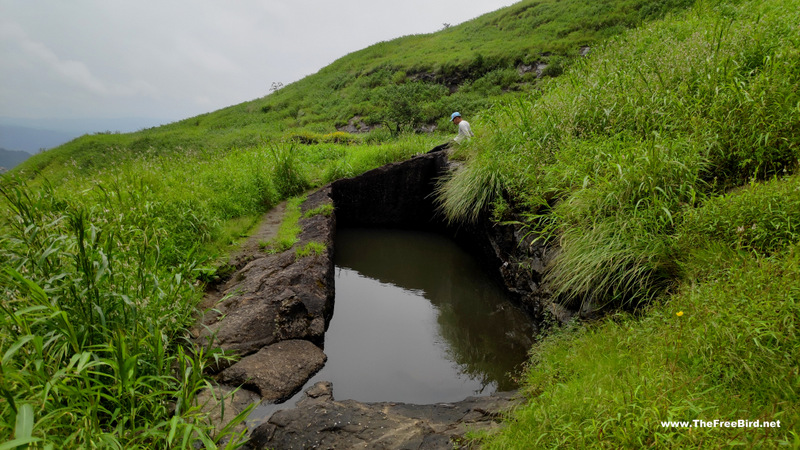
<box><xmin>0</xmin><ymin>0</ymin><xmax>519</xmax><ymax>125</ymax></box>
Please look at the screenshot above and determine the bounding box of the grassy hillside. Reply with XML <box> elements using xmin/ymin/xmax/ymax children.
<box><xmin>440</xmin><ymin>0</ymin><xmax>799</xmax><ymax>446</ymax></box>
<box><xmin>6</xmin><ymin>0</ymin><xmax>799</xmax><ymax>447</ymax></box>
<box><xmin>15</xmin><ymin>0</ymin><xmax>694</xmax><ymax>182</ymax></box>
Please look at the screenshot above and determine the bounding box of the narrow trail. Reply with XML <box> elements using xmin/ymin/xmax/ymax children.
<box><xmin>198</xmin><ymin>201</ymin><xmax>286</xmax><ymax>312</ymax></box>
<box><xmin>229</xmin><ymin>201</ymin><xmax>287</xmax><ymax>268</ymax></box>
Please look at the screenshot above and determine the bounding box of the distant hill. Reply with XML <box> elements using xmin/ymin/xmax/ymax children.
<box><xmin>0</xmin><ymin>147</ymin><xmax>31</xmax><ymax>172</ymax></box>
<box><xmin>0</xmin><ymin>118</ymin><xmax>172</xmax><ymax>155</ymax></box>
<box><xmin>0</xmin><ymin>125</ymin><xmax>78</xmax><ymax>153</ymax></box>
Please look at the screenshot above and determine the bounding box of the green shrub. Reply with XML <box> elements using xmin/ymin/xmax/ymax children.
<box><xmin>288</xmin><ymin>131</ymin><xmax>321</xmax><ymax>144</ymax></box>
<box><xmin>375</xmin><ymin>82</ymin><xmax>450</xmax><ymax>135</ymax></box>
<box><xmin>321</xmin><ymin>131</ymin><xmax>359</xmax><ymax>144</ymax></box>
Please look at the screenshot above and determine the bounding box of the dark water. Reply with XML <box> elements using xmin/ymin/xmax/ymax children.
<box><xmin>247</xmin><ymin>228</ymin><xmax>535</xmax><ymax>426</ymax></box>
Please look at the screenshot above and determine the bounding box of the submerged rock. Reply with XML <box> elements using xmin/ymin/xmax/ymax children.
<box><xmin>247</xmin><ymin>381</ymin><xmax>521</xmax><ymax>450</ymax></box>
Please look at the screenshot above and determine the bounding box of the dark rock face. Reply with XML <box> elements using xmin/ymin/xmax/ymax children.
<box><xmin>247</xmin><ymin>382</ymin><xmax>522</xmax><ymax>450</ymax></box>
<box><xmin>331</xmin><ymin>152</ymin><xmax>448</xmax><ymax>229</ymax></box>
<box><xmin>446</xmin><ymin>210</ymin><xmax>562</xmax><ymax>320</ymax></box>
<box><xmin>331</xmin><ymin>151</ymin><xmax>561</xmax><ymax>321</ymax></box>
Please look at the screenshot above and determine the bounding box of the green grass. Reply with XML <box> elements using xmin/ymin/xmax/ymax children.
<box><xmin>481</xmin><ymin>249</ymin><xmax>800</xmax><ymax>448</ymax></box>
<box><xmin>0</xmin><ymin>0</ymin><xmax>781</xmax><ymax>446</ymax></box>
<box><xmin>303</xmin><ymin>203</ymin><xmax>334</xmax><ymax>219</ymax></box>
<box><xmin>261</xmin><ymin>196</ymin><xmax>305</xmax><ymax>254</ymax></box>
<box><xmin>295</xmin><ymin>241</ymin><xmax>326</xmax><ymax>259</ymax></box>
<box><xmin>13</xmin><ymin>0</ymin><xmax>697</xmax><ymax>183</ymax></box>
<box><xmin>0</xmin><ymin>134</ymin><xmax>434</xmax><ymax>446</ymax></box>
<box><xmin>454</xmin><ymin>0</ymin><xmax>800</xmax><ymax>447</ymax></box>
<box><xmin>0</xmin><ymin>178</ymin><xmax>249</xmax><ymax>448</ymax></box>
<box><xmin>439</xmin><ymin>0</ymin><xmax>800</xmax><ymax>308</ymax></box>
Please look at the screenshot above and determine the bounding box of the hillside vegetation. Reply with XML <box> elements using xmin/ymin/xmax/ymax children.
<box><xmin>451</xmin><ymin>0</ymin><xmax>799</xmax><ymax>446</ymax></box>
<box><xmin>3</xmin><ymin>0</ymin><xmax>799</xmax><ymax>447</ymax></box>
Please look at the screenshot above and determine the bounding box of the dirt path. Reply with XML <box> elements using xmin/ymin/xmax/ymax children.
<box><xmin>198</xmin><ymin>201</ymin><xmax>287</xmax><ymax>311</ymax></box>
<box><xmin>228</xmin><ymin>201</ymin><xmax>287</xmax><ymax>268</ymax></box>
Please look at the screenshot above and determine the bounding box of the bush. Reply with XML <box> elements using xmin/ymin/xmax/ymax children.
<box><xmin>321</xmin><ymin>131</ymin><xmax>360</xmax><ymax>144</ymax></box>
<box><xmin>375</xmin><ymin>82</ymin><xmax>450</xmax><ymax>135</ymax></box>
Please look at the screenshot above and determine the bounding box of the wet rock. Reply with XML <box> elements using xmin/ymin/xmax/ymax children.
<box><xmin>247</xmin><ymin>381</ymin><xmax>522</xmax><ymax>450</ymax></box>
<box><xmin>218</xmin><ymin>340</ymin><xmax>327</xmax><ymax>403</ymax></box>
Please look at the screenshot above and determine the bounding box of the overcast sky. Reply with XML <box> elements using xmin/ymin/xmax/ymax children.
<box><xmin>1</xmin><ymin>0</ymin><xmax>518</xmax><ymax>132</ymax></box>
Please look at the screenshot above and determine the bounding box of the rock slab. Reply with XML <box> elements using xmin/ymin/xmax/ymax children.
<box><xmin>247</xmin><ymin>381</ymin><xmax>522</xmax><ymax>449</ymax></box>
<box><xmin>218</xmin><ymin>340</ymin><xmax>327</xmax><ymax>403</ymax></box>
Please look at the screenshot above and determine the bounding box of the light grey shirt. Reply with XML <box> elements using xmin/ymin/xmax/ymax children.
<box><xmin>454</xmin><ymin>120</ymin><xmax>474</xmax><ymax>143</ymax></box>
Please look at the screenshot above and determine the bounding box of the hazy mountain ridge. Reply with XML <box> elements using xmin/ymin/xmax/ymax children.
<box><xmin>0</xmin><ymin>147</ymin><xmax>32</xmax><ymax>171</ymax></box>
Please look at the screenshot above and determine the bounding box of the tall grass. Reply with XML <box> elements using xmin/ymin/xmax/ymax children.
<box><xmin>0</xmin><ymin>178</ymin><xmax>247</xmax><ymax>448</ymax></box>
<box><xmin>438</xmin><ymin>0</ymin><xmax>800</xmax><ymax>308</ymax></box>
<box><xmin>472</xmin><ymin>0</ymin><xmax>800</xmax><ymax>446</ymax></box>
<box><xmin>482</xmin><ymin>245</ymin><xmax>800</xmax><ymax>448</ymax></box>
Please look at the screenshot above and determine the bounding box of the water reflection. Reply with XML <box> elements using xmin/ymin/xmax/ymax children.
<box><xmin>247</xmin><ymin>227</ymin><xmax>536</xmax><ymax>425</ymax></box>
<box><xmin>333</xmin><ymin>228</ymin><xmax>535</xmax><ymax>398</ymax></box>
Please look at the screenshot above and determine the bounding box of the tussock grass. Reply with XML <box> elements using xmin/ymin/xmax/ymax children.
<box><xmin>434</xmin><ymin>150</ymin><xmax>507</xmax><ymax>224</ymax></box>
<box><xmin>0</xmin><ymin>178</ymin><xmax>249</xmax><ymax>448</ymax></box>
<box><xmin>295</xmin><ymin>241</ymin><xmax>326</xmax><ymax>259</ymax></box>
<box><xmin>482</xmin><ymin>244</ymin><xmax>800</xmax><ymax>448</ymax></box>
